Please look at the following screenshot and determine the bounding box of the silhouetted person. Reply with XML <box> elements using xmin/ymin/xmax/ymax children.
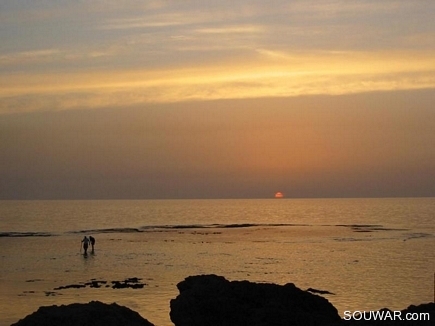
<box><xmin>81</xmin><ymin>236</ymin><xmax>90</xmax><ymax>255</ymax></box>
<box><xmin>89</xmin><ymin>236</ymin><xmax>95</xmax><ymax>252</ymax></box>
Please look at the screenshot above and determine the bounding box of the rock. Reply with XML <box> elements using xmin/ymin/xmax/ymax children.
<box><xmin>53</xmin><ymin>278</ymin><xmax>146</xmax><ymax>291</ymax></box>
<box><xmin>170</xmin><ymin>274</ymin><xmax>341</xmax><ymax>326</ymax></box>
<box><xmin>11</xmin><ymin>301</ymin><xmax>154</xmax><ymax>326</ymax></box>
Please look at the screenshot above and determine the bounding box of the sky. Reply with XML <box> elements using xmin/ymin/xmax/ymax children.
<box><xmin>1</xmin><ymin>0</ymin><xmax>435</xmax><ymax>199</ymax></box>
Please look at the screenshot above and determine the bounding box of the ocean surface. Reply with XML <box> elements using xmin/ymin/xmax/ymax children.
<box><xmin>1</xmin><ymin>198</ymin><xmax>434</xmax><ymax>326</ymax></box>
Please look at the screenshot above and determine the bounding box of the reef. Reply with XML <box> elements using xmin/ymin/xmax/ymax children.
<box><xmin>53</xmin><ymin>277</ymin><xmax>146</xmax><ymax>291</ymax></box>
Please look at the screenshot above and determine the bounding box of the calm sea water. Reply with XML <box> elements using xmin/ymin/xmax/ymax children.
<box><xmin>1</xmin><ymin>198</ymin><xmax>434</xmax><ymax>326</ymax></box>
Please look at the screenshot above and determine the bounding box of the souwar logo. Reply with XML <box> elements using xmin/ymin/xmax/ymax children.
<box><xmin>344</xmin><ymin>310</ymin><xmax>430</xmax><ymax>321</ymax></box>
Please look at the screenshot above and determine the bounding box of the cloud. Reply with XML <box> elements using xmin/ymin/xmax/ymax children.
<box><xmin>283</xmin><ymin>0</ymin><xmax>415</xmax><ymax>17</ymax></box>
<box><xmin>100</xmin><ymin>15</ymin><xmax>191</xmax><ymax>30</ymax></box>
<box><xmin>0</xmin><ymin>45</ymin><xmax>126</xmax><ymax>73</ymax></box>
<box><xmin>1</xmin><ymin>49</ymin><xmax>434</xmax><ymax>114</ymax></box>
<box><xmin>0</xmin><ymin>49</ymin><xmax>61</xmax><ymax>65</ymax></box>
<box><xmin>1</xmin><ymin>1</ymin><xmax>434</xmax><ymax>114</ymax></box>
<box><xmin>195</xmin><ymin>25</ymin><xmax>264</xmax><ymax>35</ymax></box>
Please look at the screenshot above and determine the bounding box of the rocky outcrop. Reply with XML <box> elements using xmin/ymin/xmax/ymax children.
<box><xmin>11</xmin><ymin>301</ymin><xmax>154</xmax><ymax>326</ymax></box>
<box><xmin>170</xmin><ymin>274</ymin><xmax>341</xmax><ymax>326</ymax></box>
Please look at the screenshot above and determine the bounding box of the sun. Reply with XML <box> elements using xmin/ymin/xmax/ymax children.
<box><xmin>274</xmin><ymin>192</ymin><xmax>284</xmax><ymax>198</ymax></box>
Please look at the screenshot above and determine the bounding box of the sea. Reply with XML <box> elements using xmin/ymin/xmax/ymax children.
<box><xmin>0</xmin><ymin>198</ymin><xmax>434</xmax><ymax>326</ymax></box>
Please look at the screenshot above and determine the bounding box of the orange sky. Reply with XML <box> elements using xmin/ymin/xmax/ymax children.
<box><xmin>1</xmin><ymin>1</ymin><xmax>434</xmax><ymax>199</ymax></box>
<box><xmin>1</xmin><ymin>91</ymin><xmax>434</xmax><ymax>199</ymax></box>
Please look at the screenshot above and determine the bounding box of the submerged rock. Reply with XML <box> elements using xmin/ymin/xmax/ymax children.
<box><xmin>53</xmin><ymin>277</ymin><xmax>146</xmax><ymax>291</ymax></box>
<box><xmin>307</xmin><ymin>287</ymin><xmax>336</xmax><ymax>295</ymax></box>
<box><xmin>11</xmin><ymin>301</ymin><xmax>154</xmax><ymax>326</ymax></box>
<box><xmin>170</xmin><ymin>274</ymin><xmax>341</xmax><ymax>326</ymax></box>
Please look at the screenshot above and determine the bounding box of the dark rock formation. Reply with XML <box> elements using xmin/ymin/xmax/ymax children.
<box><xmin>170</xmin><ymin>274</ymin><xmax>341</xmax><ymax>326</ymax></box>
<box><xmin>11</xmin><ymin>301</ymin><xmax>154</xmax><ymax>326</ymax></box>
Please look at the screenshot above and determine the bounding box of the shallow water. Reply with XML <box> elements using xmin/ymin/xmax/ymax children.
<box><xmin>1</xmin><ymin>198</ymin><xmax>434</xmax><ymax>326</ymax></box>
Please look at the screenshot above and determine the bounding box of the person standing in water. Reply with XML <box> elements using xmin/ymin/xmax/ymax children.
<box><xmin>89</xmin><ymin>236</ymin><xmax>95</xmax><ymax>252</ymax></box>
<box><xmin>81</xmin><ymin>236</ymin><xmax>90</xmax><ymax>255</ymax></box>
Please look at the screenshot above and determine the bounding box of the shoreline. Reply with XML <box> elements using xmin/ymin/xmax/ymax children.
<box><xmin>12</xmin><ymin>274</ymin><xmax>435</xmax><ymax>326</ymax></box>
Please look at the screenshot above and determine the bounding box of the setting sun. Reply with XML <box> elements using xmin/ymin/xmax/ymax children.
<box><xmin>274</xmin><ymin>192</ymin><xmax>284</xmax><ymax>198</ymax></box>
